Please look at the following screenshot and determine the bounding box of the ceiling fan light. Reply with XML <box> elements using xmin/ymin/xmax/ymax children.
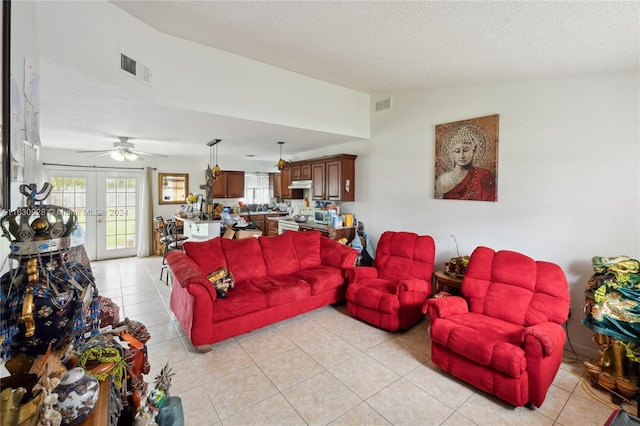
<box><xmin>124</xmin><ymin>151</ymin><xmax>139</xmax><ymax>161</ymax></box>
<box><xmin>111</xmin><ymin>150</ymin><xmax>125</xmax><ymax>161</ymax></box>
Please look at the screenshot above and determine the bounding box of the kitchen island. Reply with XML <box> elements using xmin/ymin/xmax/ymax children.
<box><xmin>176</xmin><ymin>215</ymin><xmax>224</xmax><ymax>240</ymax></box>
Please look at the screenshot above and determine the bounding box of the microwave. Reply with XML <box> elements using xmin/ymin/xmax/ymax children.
<box><xmin>314</xmin><ymin>209</ymin><xmax>329</xmax><ymax>224</ymax></box>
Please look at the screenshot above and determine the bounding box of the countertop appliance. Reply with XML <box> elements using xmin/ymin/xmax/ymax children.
<box><xmin>314</xmin><ymin>209</ymin><xmax>330</xmax><ymax>224</ymax></box>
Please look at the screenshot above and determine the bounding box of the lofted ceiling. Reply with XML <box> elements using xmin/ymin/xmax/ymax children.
<box><xmin>38</xmin><ymin>1</ymin><xmax>639</xmax><ymax>162</ymax></box>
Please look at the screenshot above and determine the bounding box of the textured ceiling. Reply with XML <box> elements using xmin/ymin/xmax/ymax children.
<box><xmin>110</xmin><ymin>1</ymin><xmax>639</xmax><ymax>93</ymax></box>
<box><xmin>39</xmin><ymin>1</ymin><xmax>640</xmax><ymax>161</ymax></box>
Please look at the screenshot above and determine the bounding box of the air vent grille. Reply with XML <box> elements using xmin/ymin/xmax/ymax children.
<box><xmin>120</xmin><ymin>54</ymin><xmax>136</xmax><ymax>76</ymax></box>
<box><xmin>120</xmin><ymin>53</ymin><xmax>152</xmax><ymax>84</ymax></box>
<box><xmin>375</xmin><ymin>97</ymin><xmax>392</xmax><ymax>112</ymax></box>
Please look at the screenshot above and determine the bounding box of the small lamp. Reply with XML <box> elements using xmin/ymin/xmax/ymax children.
<box><xmin>111</xmin><ymin>150</ymin><xmax>125</xmax><ymax>161</ymax></box>
<box><xmin>277</xmin><ymin>141</ymin><xmax>286</xmax><ymax>171</ymax></box>
<box><xmin>208</xmin><ymin>139</ymin><xmax>222</xmax><ymax>180</ymax></box>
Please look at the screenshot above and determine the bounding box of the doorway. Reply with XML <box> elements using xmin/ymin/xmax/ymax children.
<box><xmin>46</xmin><ymin>169</ymin><xmax>139</xmax><ymax>260</ymax></box>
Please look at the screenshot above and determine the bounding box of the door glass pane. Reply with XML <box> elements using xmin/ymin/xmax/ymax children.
<box><xmin>49</xmin><ymin>176</ymin><xmax>88</xmax><ymax>246</ymax></box>
<box><xmin>105</xmin><ymin>177</ymin><xmax>136</xmax><ymax>251</ymax></box>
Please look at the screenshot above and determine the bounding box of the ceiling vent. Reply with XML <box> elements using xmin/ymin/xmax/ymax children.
<box><xmin>120</xmin><ymin>53</ymin><xmax>152</xmax><ymax>84</ymax></box>
<box><xmin>375</xmin><ymin>97</ymin><xmax>392</xmax><ymax>112</ymax></box>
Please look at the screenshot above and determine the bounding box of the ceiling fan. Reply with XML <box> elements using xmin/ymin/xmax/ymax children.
<box><xmin>78</xmin><ymin>137</ymin><xmax>168</xmax><ymax>161</ymax></box>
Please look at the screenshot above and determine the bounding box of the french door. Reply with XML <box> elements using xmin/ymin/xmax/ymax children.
<box><xmin>46</xmin><ymin>169</ymin><xmax>139</xmax><ymax>260</ymax></box>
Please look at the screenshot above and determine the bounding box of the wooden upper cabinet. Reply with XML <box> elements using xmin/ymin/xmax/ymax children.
<box><xmin>311</xmin><ymin>162</ymin><xmax>326</xmax><ymax>200</ymax></box>
<box><xmin>291</xmin><ymin>162</ymin><xmax>312</xmax><ymax>181</ymax></box>
<box><xmin>212</xmin><ymin>171</ymin><xmax>245</xmax><ymax>198</ymax></box>
<box><xmin>212</xmin><ymin>172</ymin><xmax>227</xmax><ymax>198</ymax></box>
<box><xmin>291</xmin><ymin>164</ymin><xmax>301</xmax><ymax>181</ymax></box>
<box><xmin>226</xmin><ymin>171</ymin><xmax>245</xmax><ymax>198</ymax></box>
<box><xmin>311</xmin><ymin>155</ymin><xmax>356</xmax><ymax>201</ymax></box>
<box><xmin>325</xmin><ymin>159</ymin><xmax>342</xmax><ymax>201</ymax></box>
<box><xmin>301</xmin><ymin>163</ymin><xmax>312</xmax><ymax>180</ymax></box>
<box><xmin>269</xmin><ymin>173</ymin><xmax>279</xmax><ymax>198</ymax></box>
<box><xmin>280</xmin><ymin>166</ymin><xmax>292</xmax><ymax>199</ymax></box>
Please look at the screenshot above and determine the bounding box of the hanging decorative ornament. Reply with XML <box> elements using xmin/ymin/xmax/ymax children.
<box><xmin>207</xmin><ymin>139</ymin><xmax>222</xmax><ymax>181</ymax></box>
<box><xmin>277</xmin><ymin>141</ymin><xmax>286</xmax><ymax>171</ymax></box>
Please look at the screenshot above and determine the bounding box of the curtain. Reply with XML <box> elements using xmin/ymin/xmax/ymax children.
<box><xmin>23</xmin><ymin>143</ymin><xmax>44</xmax><ymax>187</ymax></box>
<box><xmin>136</xmin><ymin>166</ymin><xmax>153</xmax><ymax>257</ymax></box>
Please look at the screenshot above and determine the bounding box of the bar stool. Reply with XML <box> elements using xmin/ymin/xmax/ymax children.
<box><xmin>157</xmin><ymin>217</ymin><xmax>189</xmax><ymax>285</ymax></box>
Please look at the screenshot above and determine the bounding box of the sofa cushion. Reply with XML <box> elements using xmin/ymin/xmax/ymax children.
<box><xmin>221</xmin><ymin>237</ymin><xmax>267</xmax><ymax>282</ymax></box>
<box><xmin>212</xmin><ymin>281</ymin><xmax>268</xmax><ymax>322</ymax></box>
<box><xmin>291</xmin><ymin>265</ymin><xmax>347</xmax><ymax>295</ymax></box>
<box><xmin>289</xmin><ymin>230</ymin><xmax>322</xmax><ymax>269</ymax></box>
<box><xmin>183</xmin><ymin>237</ymin><xmax>226</xmax><ymax>275</ymax></box>
<box><xmin>259</xmin><ymin>233</ymin><xmax>300</xmax><ymax>275</ymax></box>
<box><xmin>249</xmin><ymin>275</ymin><xmax>311</xmax><ymax>307</ymax></box>
<box><xmin>375</xmin><ymin>232</ymin><xmax>435</xmax><ymax>282</ymax></box>
<box><xmin>346</xmin><ymin>279</ymin><xmax>400</xmax><ymax>314</ymax></box>
<box><xmin>430</xmin><ymin>312</ymin><xmax>526</xmax><ymax>378</ymax></box>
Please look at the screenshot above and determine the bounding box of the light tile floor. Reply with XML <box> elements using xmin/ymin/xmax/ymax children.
<box><xmin>93</xmin><ymin>256</ymin><xmax>633</xmax><ymax>426</ymax></box>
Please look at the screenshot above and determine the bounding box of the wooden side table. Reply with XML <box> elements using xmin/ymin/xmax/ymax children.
<box><xmin>433</xmin><ymin>271</ymin><xmax>463</xmax><ymax>294</ymax></box>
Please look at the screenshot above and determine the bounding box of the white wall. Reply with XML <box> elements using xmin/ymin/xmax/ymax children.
<box><xmin>34</xmin><ymin>1</ymin><xmax>369</xmax><ymax>139</ymax></box>
<box><xmin>334</xmin><ymin>71</ymin><xmax>638</xmax><ymax>357</ymax></box>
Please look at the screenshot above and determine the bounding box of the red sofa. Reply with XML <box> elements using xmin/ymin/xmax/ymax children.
<box><xmin>424</xmin><ymin>246</ymin><xmax>569</xmax><ymax>408</ymax></box>
<box><xmin>165</xmin><ymin>231</ymin><xmax>358</xmax><ymax>351</ymax></box>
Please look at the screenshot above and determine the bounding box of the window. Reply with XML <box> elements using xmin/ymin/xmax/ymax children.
<box><xmin>244</xmin><ymin>173</ymin><xmax>270</xmax><ymax>204</ymax></box>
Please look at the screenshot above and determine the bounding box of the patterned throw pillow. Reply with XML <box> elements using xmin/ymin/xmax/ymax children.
<box><xmin>207</xmin><ymin>267</ymin><xmax>235</xmax><ymax>298</ymax></box>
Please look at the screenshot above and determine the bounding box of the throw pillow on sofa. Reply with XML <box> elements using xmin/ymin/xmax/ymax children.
<box><xmin>207</xmin><ymin>267</ymin><xmax>235</xmax><ymax>298</ymax></box>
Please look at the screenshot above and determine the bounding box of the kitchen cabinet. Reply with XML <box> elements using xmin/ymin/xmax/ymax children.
<box><xmin>212</xmin><ymin>171</ymin><xmax>245</xmax><ymax>198</ymax></box>
<box><xmin>241</xmin><ymin>213</ymin><xmax>285</xmax><ymax>236</ymax></box>
<box><xmin>311</xmin><ymin>162</ymin><xmax>325</xmax><ymax>200</ymax></box>
<box><xmin>311</xmin><ymin>154</ymin><xmax>357</xmax><ymax>202</ymax></box>
<box><xmin>291</xmin><ymin>162</ymin><xmax>311</xmax><ymax>180</ymax></box>
<box><xmin>280</xmin><ymin>166</ymin><xmax>293</xmax><ymax>199</ymax></box>
<box><xmin>269</xmin><ymin>172</ymin><xmax>281</xmax><ymax>198</ymax></box>
<box><xmin>267</xmin><ymin>218</ymin><xmax>279</xmax><ymax>237</ymax></box>
<box><xmin>270</xmin><ymin>170</ymin><xmax>303</xmax><ymax>200</ymax></box>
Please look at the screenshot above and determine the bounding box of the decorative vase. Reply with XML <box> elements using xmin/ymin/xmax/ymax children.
<box><xmin>54</xmin><ymin>367</ymin><xmax>99</xmax><ymax>425</ymax></box>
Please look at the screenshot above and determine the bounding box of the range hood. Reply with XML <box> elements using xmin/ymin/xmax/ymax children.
<box><xmin>288</xmin><ymin>180</ymin><xmax>312</xmax><ymax>189</ymax></box>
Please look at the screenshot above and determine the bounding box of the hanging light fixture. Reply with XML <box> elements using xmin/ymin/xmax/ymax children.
<box><xmin>276</xmin><ymin>141</ymin><xmax>286</xmax><ymax>171</ymax></box>
<box><xmin>208</xmin><ymin>139</ymin><xmax>222</xmax><ymax>180</ymax></box>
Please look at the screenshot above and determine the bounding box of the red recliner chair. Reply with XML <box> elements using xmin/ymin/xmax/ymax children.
<box><xmin>424</xmin><ymin>246</ymin><xmax>569</xmax><ymax>408</ymax></box>
<box><xmin>346</xmin><ymin>231</ymin><xmax>435</xmax><ymax>332</ymax></box>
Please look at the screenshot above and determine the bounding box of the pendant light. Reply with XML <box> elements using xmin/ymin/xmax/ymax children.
<box><xmin>276</xmin><ymin>141</ymin><xmax>286</xmax><ymax>171</ymax></box>
<box><xmin>208</xmin><ymin>139</ymin><xmax>222</xmax><ymax>180</ymax></box>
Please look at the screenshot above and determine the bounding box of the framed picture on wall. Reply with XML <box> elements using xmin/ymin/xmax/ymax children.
<box><xmin>434</xmin><ymin>114</ymin><xmax>499</xmax><ymax>201</ymax></box>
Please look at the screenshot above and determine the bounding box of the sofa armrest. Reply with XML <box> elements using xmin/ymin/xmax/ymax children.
<box><xmin>320</xmin><ymin>237</ymin><xmax>359</xmax><ymax>269</ymax></box>
<box><xmin>165</xmin><ymin>251</ymin><xmax>217</xmax><ymax>301</ymax></box>
<box><xmin>422</xmin><ymin>296</ymin><xmax>469</xmax><ymax>318</ymax></box>
<box><xmin>345</xmin><ymin>266</ymin><xmax>379</xmax><ymax>284</ymax></box>
<box><xmin>522</xmin><ymin>322</ymin><xmax>567</xmax><ymax>357</ymax></box>
<box><xmin>398</xmin><ymin>278</ymin><xmax>432</xmax><ymax>294</ymax></box>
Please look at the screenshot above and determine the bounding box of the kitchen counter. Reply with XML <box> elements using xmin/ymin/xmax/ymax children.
<box><xmin>176</xmin><ymin>215</ymin><xmax>223</xmax><ymax>240</ymax></box>
<box><xmin>175</xmin><ymin>215</ymin><xmax>223</xmax><ymax>224</ymax></box>
<box><xmin>269</xmin><ymin>216</ymin><xmax>357</xmax><ymax>241</ymax></box>
<box><xmin>269</xmin><ymin>216</ymin><xmax>355</xmax><ymax>230</ymax></box>
<box><xmin>239</xmin><ymin>210</ymin><xmax>289</xmax><ymax>216</ymax></box>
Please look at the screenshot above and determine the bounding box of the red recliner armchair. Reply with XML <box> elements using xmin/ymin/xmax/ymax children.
<box><xmin>424</xmin><ymin>246</ymin><xmax>569</xmax><ymax>408</ymax></box>
<box><xmin>346</xmin><ymin>231</ymin><xmax>435</xmax><ymax>332</ymax></box>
